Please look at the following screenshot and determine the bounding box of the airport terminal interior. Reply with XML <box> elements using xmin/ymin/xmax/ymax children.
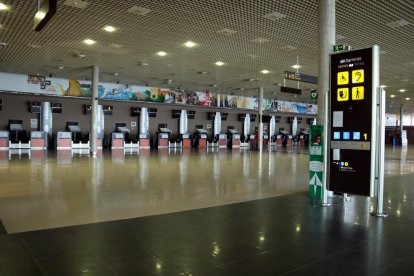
<box><xmin>1</xmin><ymin>0</ymin><xmax>414</xmax><ymax>275</ymax></box>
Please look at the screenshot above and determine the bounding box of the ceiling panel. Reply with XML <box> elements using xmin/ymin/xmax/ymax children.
<box><xmin>0</xmin><ymin>0</ymin><xmax>413</xmax><ymax>113</ymax></box>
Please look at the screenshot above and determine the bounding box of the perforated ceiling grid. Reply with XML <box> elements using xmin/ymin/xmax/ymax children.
<box><xmin>0</xmin><ymin>0</ymin><xmax>413</xmax><ymax>112</ymax></box>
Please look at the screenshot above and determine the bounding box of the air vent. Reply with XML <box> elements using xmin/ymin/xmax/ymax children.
<box><xmin>27</xmin><ymin>43</ymin><xmax>42</xmax><ymax>49</ymax></box>
<box><xmin>108</xmin><ymin>43</ymin><xmax>123</xmax><ymax>49</ymax></box>
<box><xmin>252</xmin><ymin>37</ymin><xmax>269</xmax><ymax>44</ymax></box>
<box><xmin>336</xmin><ymin>34</ymin><xmax>346</xmax><ymax>40</ymax></box>
<box><xmin>63</xmin><ymin>0</ymin><xmax>89</xmax><ymax>9</ymax></box>
<box><xmin>263</xmin><ymin>11</ymin><xmax>286</xmax><ymax>21</ymax></box>
<box><xmin>280</xmin><ymin>45</ymin><xmax>297</xmax><ymax>50</ymax></box>
<box><xmin>386</xmin><ymin>19</ymin><xmax>409</xmax><ymax>28</ymax></box>
<box><xmin>217</xmin><ymin>28</ymin><xmax>236</xmax><ymax>35</ymax></box>
<box><xmin>127</xmin><ymin>6</ymin><xmax>151</xmax><ymax>16</ymax></box>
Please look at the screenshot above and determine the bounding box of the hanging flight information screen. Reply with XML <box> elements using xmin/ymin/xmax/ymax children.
<box><xmin>328</xmin><ymin>46</ymin><xmax>379</xmax><ymax>196</ymax></box>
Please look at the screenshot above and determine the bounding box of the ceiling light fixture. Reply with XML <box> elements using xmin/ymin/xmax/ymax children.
<box><xmin>399</xmin><ymin>89</ymin><xmax>406</xmax><ymax>92</ymax></box>
<box><xmin>103</xmin><ymin>25</ymin><xmax>117</xmax><ymax>32</ymax></box>
<box><xmin>184</xmin><ymin>41</ymin><xmax>197</xmax><ymax>48</ymax></box>
<box><xmin>405</xmin><ymin>98</ymin><xmax>411</xmax><ymax>101</ymax></box>
<box><xmin>390</xmin><ymin>95</ymin><xmax>396</xmax><ymax>98</ymax></box>
<box><xmin>215</xmin><ymin>61</ymin><xmax>225</xmax><ymax>66</ymax></box>
<box><xmin>0</xmin><ymin>3</ymin><xmax>11</xmax><ymax>11</ymax></box>
<box><xmin>156</xmin><ymin>51</ymin><xmax>167</xmax><ymax>56</ymax></box>
<box><xmin>291</xmin><ymin>64</ymin><xmax>301</xmax><ymax>69</ymax></box>
<box><xmin>261</xmin><ymin>70</ymin><xmax>270</xmax><ymax>74</ymax></box>
<box><xmin>380</xmin><ymin>85</ymin><xmax>387</xmax><ymax>88</ymax></box>
<box><xmin>83</xmin><ymin>39</ymin><xmax>96</xmax><ymax>45</ymax></box>
<box><xmin>34</xmin><ymin>11</ymin><xmax>46</xmax><ymax>19</ymax></box>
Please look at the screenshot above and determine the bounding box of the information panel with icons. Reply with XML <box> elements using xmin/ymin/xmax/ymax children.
<box><xmin>328</xmin><ymin>46</ymin><xmax>379</xmax><ymax>196</ymax></box>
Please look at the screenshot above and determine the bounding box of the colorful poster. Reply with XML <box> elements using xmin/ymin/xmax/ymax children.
<box><xmin>0</xmin><ymin>72</ymin><xmax>318</xmax><ymax>115</ymax></box>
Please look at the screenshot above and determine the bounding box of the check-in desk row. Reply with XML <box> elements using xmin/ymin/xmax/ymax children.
<box><xmin>0</xmin><ymin>130</ymin><xmax>47</xmax><ymax>150</ymax></box>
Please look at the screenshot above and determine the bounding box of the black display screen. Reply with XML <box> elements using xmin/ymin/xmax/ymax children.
<box><xmin>328</xmin><ymin>47</ymin><xmax>374</xmax><ymax>196</ymax></box>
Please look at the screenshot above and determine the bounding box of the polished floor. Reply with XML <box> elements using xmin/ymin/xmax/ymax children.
<box><xmin>0</xmin><ymin>146</ymin><xmax>414</xmax><ymax>275</ymax></box>
<box><xmin>0</xmin><ymin>147</ymin><xmax>312</xmax><ymax>233</ymax></box>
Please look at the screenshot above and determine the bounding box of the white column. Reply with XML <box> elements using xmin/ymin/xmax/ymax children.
<box><xmin>318</xmin><ymin>0</ymin><xmax>335</xmax><ymax>205</ymax></box>
<box><xmin>90</xmin><ymin>65</ymin><xmax>99</xmax><ymax>155</ymax></box>
<box><xmin>41</xmin><ymin>101</ymin><xmax>52</xmax><ymax>148</ymax></box>
<box><xmin>400</xmin><ymin>105</ymin><xmax>404</xmax><ymax>142</ymax></box>
<box><xmin>258</xmin><ymin>87</ymin><xmax>264</xmax><ymax>152</ymax></box>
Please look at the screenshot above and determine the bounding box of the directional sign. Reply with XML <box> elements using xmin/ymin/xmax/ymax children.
<box><xmin>284</xmin><ymin>71</ymin><xmax>318</xmax><ymax>84</ymax></box>
<box><xmin>333</xmin><ymin>44</ymin><xmax>351</xmax><ymax>52</ymax></box>
<box><xmin>328</xmin><ymin>46</ymin><xmax>379</xmax><ymax>197</ymax></box>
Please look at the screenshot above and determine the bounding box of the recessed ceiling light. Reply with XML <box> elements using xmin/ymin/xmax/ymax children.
<box><xmin>83</xmin><ymin>39</ymin><xmax>96</xmax><ymax>45</ymax></box>
<box><xmin>156</xmin><ymin>51</ymin><xmax>167</xmax><ymax>56</ymax></box>
<box><xmin>399</xmin><ymin>89</ymin><xmax>406</xmax><ymax>92</ymax></box>
<box><xmin>380</xmin><ymin>85</ymin><xmax>387</xmax><ymax>88</ymax></box>
<box><xmin>215</xmin><ymin>61</ymin><xmax>225</xmax><ymax>66</ymax></box>
<box><xmin>405</xmin><ymin>98</ymin><xmax>410</xmax><ymax>101</ymax></box>
<box><xmin>0</xmin><ymin>3</ymin><xmax>11</xmax><ymax>11</ymax></box>
<box><xmin>183</xmin><ymin>41</ymin><xmax>197</xmax><ymax>48</ymax></box>
<box><xmin>58</xmin><ymin>66</ymin><xmax>65</xmax><ymax>70</ymax></box>
<box><xmin>390</xmin><ymin>95</ymin><xmax>396</xmax><ymax>98</ymax></box>
<box><xmin>261</xmin><ymin>70</ymin><xmax>270</xmax><ymax>74</ymax></box>
<box><xmin>103</xmin><ymin>25</ymin><xmax>117</xmax><ymax>32</ymax></box>
<box><xmin>291</xmin><ymin>64</ymin><xmax>301</xmax><ymax>69</ymax></box>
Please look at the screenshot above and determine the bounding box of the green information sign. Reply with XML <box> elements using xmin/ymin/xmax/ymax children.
<box><xmin>333</xmin><ymin>44</ymin><xmax>351</xmax><ymax>52</ymax></box>
<box><xmin>310</xmin><ymin>89</ymin><xmax>318</xmax><ymax>103</ymax></box>
<box><xmin>309</xmin><ymin>125</ymin><xmax>324</xmax><ymax>200</ymax></box>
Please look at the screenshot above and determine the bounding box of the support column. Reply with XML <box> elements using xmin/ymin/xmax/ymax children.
<box><xmin>90</xmin><ymin>65</ymin><xmax>99</xmax><ymax>156</ymax></box>
<box><xmin>400</xmin><ymin>105</ymin><xmax>404</xmax><ymax>143</ymax></box>
<box><xmin>318</xmin><ymin>0</ymin><xmax>335</xmax><ymax>205</ymax></box>
<box><xmin>258</xmin><ymin>87</ymin><xmax>264</xmax><ymax>152</ymax></box>
<box><xmin>41</xmin><ymin>101</ymin><xmax>52</xmax><ymax>148</ymax></box>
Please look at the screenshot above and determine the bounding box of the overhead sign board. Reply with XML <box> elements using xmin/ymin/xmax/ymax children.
<box><xmin>280</xmin><ymin>86</ymin><xmax>301</xmax><ymax>95</ymax></box>
<box><xmin>328</xmin><ymin>46</ymin><xmax>379</xmax><ymax>197</ymax></box>
<box><xmin>284</xmin><ymin>71</ymin><xmax>318</xmax><ymax>84</ymax></box>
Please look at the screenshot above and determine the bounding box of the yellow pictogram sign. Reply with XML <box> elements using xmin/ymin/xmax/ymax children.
<box><xmin>337</xmin><ymin>71</ymin><xmax>349</xmax><ymax>85</ymax></box>
<box><xmin>337</xmin><ymin>88</ymin><xmax>349</xmax><ymax>101</ymax></box>
<box><xmin>352</xmin><ymin>86</ymin><xmax>364</xmax><ymax>100</ymax></box>
<box><xmin>352</xmin><ymin>69</ymin><xmax>364</xmax><ymax>84</ymax></box>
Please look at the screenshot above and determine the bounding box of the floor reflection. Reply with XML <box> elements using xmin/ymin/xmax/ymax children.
<box><xmin>0</xmin><ymin>145</ymin><xmax>412</xmax><ymax>233</ymax></box>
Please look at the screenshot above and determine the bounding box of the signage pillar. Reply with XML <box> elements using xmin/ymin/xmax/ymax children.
<box><xmin>318</xmin><ymin>0</ymin><xmax>335</xmax><ymax>206</ymax></box>
<box><xmin>90</xmin><ymin>65</ymin><xmax>99</xmax><ymax>156</ymax></box>
<box><xmin>309</xmin><ymin>125</ymin><xmax>324</xmax><ymax>200</ymax></box>
<box><xmin>329</xmin><ymin>46</ymin><xmax>381</xmax><ymax>198</ymax></box>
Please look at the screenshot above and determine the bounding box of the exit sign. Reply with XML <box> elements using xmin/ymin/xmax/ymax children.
<box><xmin>333</xmin><ymin>44</ymin><xmax>351</xmax><ymax>52</ymax></box>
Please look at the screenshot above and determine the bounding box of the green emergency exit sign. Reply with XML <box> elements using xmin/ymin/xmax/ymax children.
<box><xmin>333</xmin><ymin>44</ymin><xmax>351</xmax><ymax>52</ymax></box>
